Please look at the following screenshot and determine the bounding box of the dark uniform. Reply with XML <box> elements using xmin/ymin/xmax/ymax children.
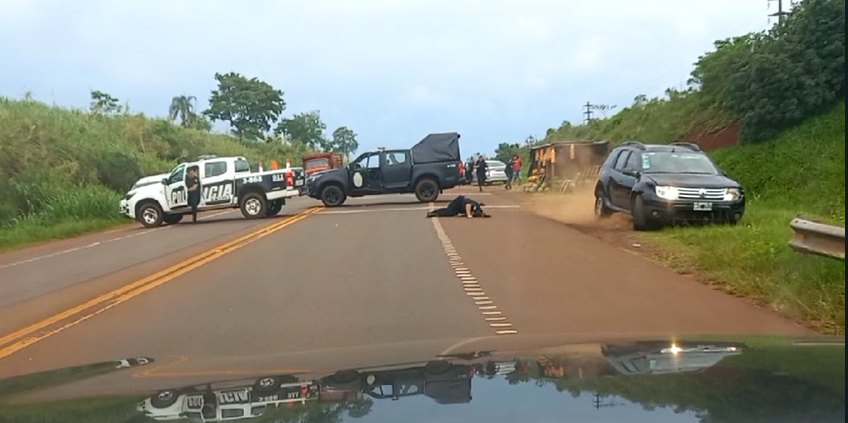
<box><xmin>475</xmin><ymin>158</ymin><xmax>488</xmax><ymax>192</ymax></box>
<box><xmin>427</xmin><ymin>195</ymin><xmax>489</xmax><ymax>218</ymax></box>
<box><xmin>186</xmin><ymin>172</ymin><xmax>201</xmax><ymax>223</ymax></box>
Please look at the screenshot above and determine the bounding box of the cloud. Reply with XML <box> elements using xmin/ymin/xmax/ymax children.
<box><xmin>400</xmin><ymin>86</ymin><xmax>452</xmax><ymax>108</ymax></box>
<box><xmin>0</xmin><ymin>0</ymin><xmax>774</xmax><ymax>154</ymax></box>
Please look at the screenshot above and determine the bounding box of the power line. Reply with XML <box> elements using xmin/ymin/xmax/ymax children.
<box><xmin>583</xmin><ymin>101</ymin><xmax>595</xmax><ymax>124</ymax></box>
<box><xmin>768</xmin><ymin>0</ymin><xmax>790</xmax><ymax>24</ymax></box>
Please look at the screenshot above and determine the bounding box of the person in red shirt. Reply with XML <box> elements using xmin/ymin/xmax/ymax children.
<box><xmin>511</xmin><ymin>155</ymin><xmax>523</xmax><ymax>184</ymax></box>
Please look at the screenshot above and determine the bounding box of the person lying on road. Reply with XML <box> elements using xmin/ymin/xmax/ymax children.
<box><xmin>427</xmin><ymin>195</ymin><xmax>491</xmax><ymax>218</ymax></box>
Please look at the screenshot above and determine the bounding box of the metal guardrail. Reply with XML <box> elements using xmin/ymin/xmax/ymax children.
<box><xmin>788</xmin><ymin>217</ymin><xmax>845</xmax><ymax>261</ymax></box>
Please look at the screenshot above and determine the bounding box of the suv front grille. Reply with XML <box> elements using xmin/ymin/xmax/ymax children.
<box><xmin>677</xmin><ymin>187</ymin><xmax>727</xmax><ymax>200</ymax></box>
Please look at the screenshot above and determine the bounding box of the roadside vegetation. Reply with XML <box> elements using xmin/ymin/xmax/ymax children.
<box><xmin>645</xmin><ymin>103</ymin><xmax>845</xmax><ymax>333</ymax></box>
<box><xmin>0</xmin><ymin>73</ymin><xmax>360</xmax><ymax>251</ymax></box>
<box><xmin>526</xmin><ymin>0</ymin><xmax>846</xmax><ymax>333</ymax></box>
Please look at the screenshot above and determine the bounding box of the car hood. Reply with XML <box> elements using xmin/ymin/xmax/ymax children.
<box><xmin>129</xmin><ymin>173</ymin><xmax>169</xmax><ymax>191</ymax></box>
<box><xmin>643</xmin><ymin>173</ymin><xmax>741</xmax><ymax>189</ymax></box>
<box><xmin>0</xmin><ymin>334</ymin><xmax>843</xmax><ymax>423</ymax></box>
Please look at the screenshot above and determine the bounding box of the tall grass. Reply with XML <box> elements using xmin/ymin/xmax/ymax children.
<box><xmin>0</xmin><ymin>97</ymin><xmax>306</xmax><ymax>250</ymax></box>
<box><xmin>645</xmin><ymin>102</ymin><xmax>846</xmax><ymax>333</ymax></box>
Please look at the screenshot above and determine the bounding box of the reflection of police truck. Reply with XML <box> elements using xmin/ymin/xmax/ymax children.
<box><xmin>136</xmin><ymin>376</ymin><xmax>318</xmax><ymax>421</ymax></box>
<box><xmin>119</xmin><ymin>156</ymin><xmax>307</xmax><ymax>228</ymax></box>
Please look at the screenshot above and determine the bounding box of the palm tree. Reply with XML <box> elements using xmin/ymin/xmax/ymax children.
<box><xmin>169</xmin><ymin>95</ymin><xmax>197</xmax><ymax>127</ymax></box>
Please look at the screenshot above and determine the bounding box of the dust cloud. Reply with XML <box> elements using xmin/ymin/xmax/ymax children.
<box><xmin>519</xmin><ymin>188</ymin><xmax>632</xmax><ymax>233</ymax></box>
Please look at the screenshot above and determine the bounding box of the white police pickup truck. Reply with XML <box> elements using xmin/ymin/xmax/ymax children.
<box><xmin>136</xmin><ymin>376</ymin><xmax>318</xmax><ymax>421</ymax></box>
<box><xmin>119</xmin><ymin>155</ymin><xmax>306</xmax><ymax>228</ymax></box>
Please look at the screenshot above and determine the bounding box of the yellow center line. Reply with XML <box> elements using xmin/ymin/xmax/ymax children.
<box><xmin>0</xmin><ymin>206</ymin><xmax>323</xmax><ymax>361</ymax></box>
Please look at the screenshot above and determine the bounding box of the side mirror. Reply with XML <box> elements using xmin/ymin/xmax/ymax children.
<box><xmin>622</xmin><ymin>168</ymin><xmax>640</xmax><ymax>178</ymax></box>
<box><xmin>161</xmin><ymin>178</ymin><xmax>168</xmax><ymax>185</ymax></box>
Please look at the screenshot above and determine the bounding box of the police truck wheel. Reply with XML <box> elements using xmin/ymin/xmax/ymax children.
<box><xmin>320</xmin><ymin>185</ymin><xmax>346</xmax><ymax>207</ymax></box>
<box><xmin>150</xmin><ymin>389</ymin><xmax>180</xmax><ymax>408</ymax></box>
<box><xmin>163</xmin><ymin>214</ymin><xmax>183</xmax><ymax>224</ymax></box>
<box><xmin>414</xmin><ymin>179</ymin><xmax>439</xmax><ymax>203</ymax></box>
<box><xmin>254</xmin><ymin>376</ymin><xmax>282</xmax><ymax>392</ymax></box>
<box><xmin>137</xmin><ymin>202</ymin><xmax>164</xmax><ymax>228</ymax></box>
<box><xmin>240</xmin><ymin>193</ymin><xmax>267</xmax><ymax>219</ymax></box>
<box><xmin>266</xmin><ymin>200</ymin><xmax>283</xmax><ymax>217</ymax></box>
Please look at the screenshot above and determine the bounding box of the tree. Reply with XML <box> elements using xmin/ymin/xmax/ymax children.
<box><xmin>494</xmin><ymin>142</ymin><xmax>529</xmax><ymax>163</ymax></box>
<box><xmin>203</xmin><ymin>72</ymin><xmax>286</xmax><ymax>141</ymax></box>
<box><xmin>169</xmin><ymin>95</ymin><xmax>198</xmax><ymax>127</ymax></box>
<box><xmin>89</xmin><ymin>90</ymin><xmax>121</xmax><ymax>115</ymax></box>
<box><xmin>329</xmin><ymin>126</ymin><xmax>359</xmax><ymax>155</ymax></box>
<box><xmin>689</xmin><ymin>34</ymin><xmax>759</xmax><ymax>111</ymax></box>
<box><xmin>275</xmin><ymin>110</ymin><xmax>327</xmax><ymax>148</ymax></box>
<box><xmin>187</xmin><ymin>115</ymin><xmax>213</xmax><ymax>132</ymax></box>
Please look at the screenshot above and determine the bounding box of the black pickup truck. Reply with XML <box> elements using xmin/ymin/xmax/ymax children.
<box><xmin>305</xmin><ymin>132</ymin><xmax>463</xmax><ymax>207</ymax></box>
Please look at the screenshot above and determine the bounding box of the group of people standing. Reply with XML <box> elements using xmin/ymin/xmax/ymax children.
<box><xmin>463</xmin><ymin>155</ymin><xmax>523</xmax><ymax>192</ymax></box>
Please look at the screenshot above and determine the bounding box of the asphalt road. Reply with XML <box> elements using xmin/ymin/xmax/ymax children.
<box><xmin>0</xmin><ymin>188</ymin><xmax>811</xmax><ymax>381</ymax></box>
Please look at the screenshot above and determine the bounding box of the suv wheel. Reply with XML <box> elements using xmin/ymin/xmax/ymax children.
<box><xmin>631</xmin><ymin>196</ymin><xmax>659</xmax><ymax>231</ymax></box>
<box><xmin>414</xmin><ymin>179</ymin><xmax>439</xmax><ymax>203</ymax></box>
<box><xmin>594</xmin><ymin>191</ymin><xmax>612</xmax><ymax>218</ymax></box>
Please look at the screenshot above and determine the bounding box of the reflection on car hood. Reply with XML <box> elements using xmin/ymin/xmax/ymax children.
<box><xmin>0</xmin><ymin>335</ymin><xmax>843</xmax><ymax>423</ymax></box>
<box><xmin>644</xmin><ymin>173</ymin><xmax>741</xmax><ymax>189</ymax></box>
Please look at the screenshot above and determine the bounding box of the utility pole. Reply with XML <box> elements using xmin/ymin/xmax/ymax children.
<box><xmin>768</xmin><ymin>0</ymin><xmax>789</xmax><ymax>24</ymax></box>
<box><xmin>583</xmin><ymin>101</ymin><xmax>595</xmax><ymax>124</ymax></box>
<box><xmin>593</xmin><ymin>393</ymin><xmax>601</xmax><ymax>409</ymax></box>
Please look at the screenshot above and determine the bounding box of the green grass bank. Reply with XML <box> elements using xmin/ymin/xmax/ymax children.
<box><xmin>645</xmin><ymin>102</ymin><xmax>845</xmax><ymax>334</ymax></box>
<box><xmin>0</xmin><ymin>97</ymin><xmax>305</xmax><ymax>251</ymax></box>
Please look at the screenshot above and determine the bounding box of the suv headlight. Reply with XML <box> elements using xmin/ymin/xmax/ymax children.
<box><xmin>655</xmin><ymin>186</ymin><xmax>679</xmax><ymax>200</ymax></box>
<box><xmin>724</xmin><ymin>188</ymin><xmax>741</xmax><ymax>201</ymax></box>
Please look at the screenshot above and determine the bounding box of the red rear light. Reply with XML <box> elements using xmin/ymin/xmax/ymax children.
<box><xmin>285</xmin><ymin>170</ymin><xmax>293</xmax><ymax>186</ymax></box>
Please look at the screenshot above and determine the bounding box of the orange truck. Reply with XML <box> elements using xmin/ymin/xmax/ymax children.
<box><xmin>302</xmin><ymin>152</ymin><xmax>347</xmax><ymax>175</ymax></box>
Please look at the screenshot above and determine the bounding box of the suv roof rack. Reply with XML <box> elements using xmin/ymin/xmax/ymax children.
<box><xmin>669</xmin><ymin>141</ymin><xmax>702</xmax><ymax>152</ymax></box>
<box><xmin>621</xmin><ymin>141</ymin><xmax>646</xmax><ymax>150</ymax></box>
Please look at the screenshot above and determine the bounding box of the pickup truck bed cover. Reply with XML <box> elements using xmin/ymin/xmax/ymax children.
<box><xmin>411</xmin><ymin>132</ymin><xmax>461</xmax><ymax>164</ymax></box>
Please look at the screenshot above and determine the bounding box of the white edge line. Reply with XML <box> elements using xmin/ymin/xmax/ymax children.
<box><xmin>0</xmin><ymin>209</ymin><xmax>239</xmax><ymax>270</ymax></box>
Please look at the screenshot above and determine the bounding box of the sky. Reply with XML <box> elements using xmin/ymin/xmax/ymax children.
<box><xmin>0</xmin><ymin>0</ymin><xmax>778</xmax><ymax>157</ymax></box>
